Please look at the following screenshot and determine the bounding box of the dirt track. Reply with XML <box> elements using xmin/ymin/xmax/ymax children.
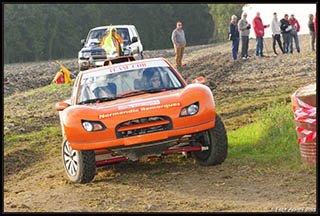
<box><xmin>3</xmin><ymin>35</ymin><xmax>317</xmax><ymax>212</ymax></box>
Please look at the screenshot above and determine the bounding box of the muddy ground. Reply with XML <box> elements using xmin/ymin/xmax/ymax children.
<box><xmin>3</xmin><ymin>35</ymin><xmax>317</xmax><ymax>212</ymax></box>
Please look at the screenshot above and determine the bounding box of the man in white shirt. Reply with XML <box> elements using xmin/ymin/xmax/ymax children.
<box><xmin>271</xmin><ymin>12</ymin><xmax>284</xmax><ymax>56</ymax></box>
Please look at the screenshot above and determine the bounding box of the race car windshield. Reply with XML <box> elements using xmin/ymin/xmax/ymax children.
<box><xmin>77</xmin><ymin>65</ymin><xmax>184</xmax><ymax>104</ymax></box>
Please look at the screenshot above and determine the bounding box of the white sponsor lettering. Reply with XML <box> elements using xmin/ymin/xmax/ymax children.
<box><xmin>118</xmin><ymin>100</ymin><xmax>161</xmax><ymax>110</ymax></box>
<box><xmin>82</xmin><ymin>60</ymin><xmax>169</xmax><ymax>80</ymax></box>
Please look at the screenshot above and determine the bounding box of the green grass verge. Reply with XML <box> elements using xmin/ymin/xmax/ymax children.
<box><xmin>4</xmin><ymin>126</ymin><xmax>62</xmax><ymax>155</ymax></box>
<box><xmin>227</xmin><ymin>100</ymin><xmax>303</xmax><ymax>168</ymax></box>
<box><xmin>4</xmin><ymin>83</ymin><xmax>73</xmax><ymax>157</ymax></box>
<box><xmin>215</xmin><ymin>85</ymin><xmax>302</xmax><ymax>131</ymax></box>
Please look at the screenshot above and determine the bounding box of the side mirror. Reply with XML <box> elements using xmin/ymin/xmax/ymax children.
<box><xmin>131</xmin><ymin>36</ymin><xmax>138</xmax><ymax>43</ymax></box>
<box><xmin>56</xmin><ymin>102</ymin><xmax>70</xmax><ymax>111</ymax></box>
<box><xmin>81</xmin><ymin>39</ymin><xmax>85</xmax><ymax>45</ymax></box>
<box><xmin>192</xmin><ymin>77</ymin><xmax>205</xmax><ymax>85</ymax></box>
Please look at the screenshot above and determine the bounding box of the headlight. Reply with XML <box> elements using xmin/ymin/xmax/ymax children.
<box><xmin>82</xmin><ymin>121</ymin><xmax>93</xmax><ymax>131</ymax></box>
<box><xmin>180</xmin><ymin>102</ymin><xmax>199</xmax><ymax>117</ymax></box>
<box><xmin>82</xmin><ymin>52</ymin><xmax>91</xmax><ymax>58</ymax></box>
<box><xmin>124</xmin><ymin>49</ymin><xmax>131</xmax><ymax>55</ymax></box>
<box><xmin>187</xmin><ymin>104</ymin><xmax>199</xmax><ymax>115</ymax></box>
<box><xmin>81</xmin><ymin>120</ymin><xmax>106</xmax><ymax>132</ymax></box>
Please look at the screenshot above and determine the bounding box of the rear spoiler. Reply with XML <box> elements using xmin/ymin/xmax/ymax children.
<box><xmin>104</xmin><ymin>55</ymin><xmax>135</xmax><ymax>66</ymax></box>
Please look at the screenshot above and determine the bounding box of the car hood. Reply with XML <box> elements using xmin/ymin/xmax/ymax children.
<box><xmin>81</xmin><ymin>44</ymin><xmax>129</xmax><ymax>53</ymax></box>
<box><xmin>64</xmin><ymin>84</ymin><xmax>212</xmax><ymax>123</ymax></box>
<box><xmin>81</xmin><ymin>46</ymin><xmax>104</xmax><ymax>52</ymax></box>
<box><xmin>62</xmin><ymin>84</ymin><xmax>215</xmax><ymax>145</ymax></box>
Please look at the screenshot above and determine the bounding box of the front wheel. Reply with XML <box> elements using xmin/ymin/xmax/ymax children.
<box><xmin>62</xmin><ymin>139</ymin><xmax>96</xmax><ymax>183</ymax></box>
<box><xmin>79</xmin><ymin>64</ymin><xmax>87</xmax><ymax>72</ymax></box>
<box><xmin>191</xmin><ymin>114</ymin><xmax>228</xmax><ymax>166</ymax></box>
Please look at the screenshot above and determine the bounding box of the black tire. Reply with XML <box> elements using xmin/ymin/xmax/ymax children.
<box><xmin>79</xmin><ymin>64</ymin><xmax>88</xmax><ymax>71</ymax></box>
<box><xmin>62</xmin><ymin>139</ymin><xmax>96</xmax><ymax>183</ymax></box>
<box><xmin>191</xmin><ymin>114</ymin><xmax>228</xmax><ymax>166</ymax></box>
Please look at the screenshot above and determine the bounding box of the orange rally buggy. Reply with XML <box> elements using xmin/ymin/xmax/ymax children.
<box><xmin>56</xmin><ymin>57</ymin><xmax>228</xmax><ymax>183</ymax></box>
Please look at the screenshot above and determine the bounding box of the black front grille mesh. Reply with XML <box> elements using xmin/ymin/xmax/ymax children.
<box><xmin>115</xmin><ymin>116</ymin><xmax>172</xmax><ymax>138</ymax></box>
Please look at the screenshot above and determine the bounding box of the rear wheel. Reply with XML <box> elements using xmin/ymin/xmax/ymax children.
<box><xmin>62</xmin><ymin>139</ymin><xmax>96</xmax><ymax>183</ymax></box>
<box><xmin>191</xmin><ymin>114</ymin><xmax>228</xmax><ymax>166</ymax></box>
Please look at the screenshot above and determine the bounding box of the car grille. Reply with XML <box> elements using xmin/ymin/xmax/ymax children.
<box><xmin>115</xmin><ymin>116</ymin><xmax>172</xmax><ymax>138</ymax></box>
<box><xmin>91</xmin><ymin>51</ymin><xmax>106</xmax><ymax>60</ymax></box>
<box><xmin>92</xmin><ymin>56</ymin><xmax>107</xmax><ymax>60</ymax></box>
<box><xmin>91</xmin><ymin>51</ymin><xmax>105</xmax><ymax>56</ymax></box>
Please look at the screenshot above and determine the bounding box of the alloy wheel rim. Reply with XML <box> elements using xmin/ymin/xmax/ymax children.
<box><xmin>63</xmin><ymin>141</ymin><xmax>79</xmax><ymax>176</ymax></box>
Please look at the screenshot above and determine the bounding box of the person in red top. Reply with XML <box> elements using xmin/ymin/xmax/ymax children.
<box><xmin>289</xmin><ymin>14</ymin><xmax>301</xmax><ymax>53</ymax></box>
<box><xmin>314</xmin><ymin>13</ymin><xmax>317</xmax><ymax>35</ymax></box>
<box><xmin>252</xmin><ymin>12</ymin><xmax>270</xmax><ymax>56</ymax></box>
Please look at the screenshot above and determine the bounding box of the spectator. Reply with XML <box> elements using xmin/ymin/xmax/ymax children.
<box><xmin>171</xmin><ymin>21</ymin><xmax>186</xmax><ymax>68</ymax></box>
<box><xmin>289</xmin><ymin>14</ymin><xmax>300</xmax><ymax>53</ymax></box>
<box><xmin>229</xmin><ymin>15</ymin><xmax>240</xmax><ymax>61</ymax></box>
<box><xmin>280</xmin><ymin>14</ymin><xmax>291</xmax><ymax>55</ymax></box>
<box><xmin>314</xmin><ymin>13</ymin><xmax>317</xmax><ymax>35</ymax></box>
<box><xmin>271</xmin><ymin>12</ymin><xmax>284</xmax><ymax>56</ymax></box>
<box><xmin>252</xmin><ymin>12</ymin><xmax>270</xmax><ymax>57</ymax></box>
<box><xmin>238</xmin><ymin>12</ymin><xmax>251</xmax><ymax>59</ymax></box>
<box><xmin>308</xmin><ymin>14</ymin><xmax>315</xmax><ymax>51</ymax></box>
<box><xmin>101</xmin><ymin>27</ymin><xmax>124</xmax><ymax>57</ymax></box>
<box><xmin>100</xmin><ymin>28</ymin><xmax>124</xmax><ymax>51</ymax></box>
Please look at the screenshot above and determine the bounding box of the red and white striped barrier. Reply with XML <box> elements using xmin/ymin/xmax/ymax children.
<box><xmin>291</xmin><ymin>83</ymin><xmax>316</xmax><ymax>144</ymax></box>
<box><xmin>294</xmin><ymin>114</ymin><xmax>316</xmax><ymax>125</ymax></box>
<box><xmin>293</xmin><ymin>107</ymin><xmax>316</xmax><ymax>117</ymax></box>
<box><xmin>296</xmin><ymin>126</ymin><xmax>317</xmax><ymax>144</ymax></box>
<box><xmin>291</xmin><ymin>84</ymin><xmax>316</xmax><ymax>109</ymax></box>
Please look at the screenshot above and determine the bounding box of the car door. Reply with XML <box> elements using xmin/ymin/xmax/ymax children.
<box><xmin>128</xmin><ymin>27</ymin><xmax>139</xmax><ymax>57</ymax></box>
<box><xmin>133</xmin><ymin>26</ymin><xmax>143</xmax><ymax>53</ymax></box>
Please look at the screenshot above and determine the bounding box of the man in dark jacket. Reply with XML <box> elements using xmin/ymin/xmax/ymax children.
<box><xmin>229</xmin><ymin>15</ymin><xmax>240</xmax><ymax>60</ymax></box>
<box><xmin>280</xmin><ymin>14</ymin><xmax>291</xmax><ymax>54</ymax></box>
<box><xmin>308</xmin><ymin>14</ymin><xmax>315</xmax><ymax>51</ymax></box>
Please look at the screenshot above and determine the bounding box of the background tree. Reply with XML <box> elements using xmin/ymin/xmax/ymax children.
<box><xmin>4</xmin><ymin>3</ymin><xmax>243</xmax><ymax>64</ymax></box>
<box><xmin>208</xmin><ymin>4</ymin><xmax>245</xmax><ymax>43</ymax></box>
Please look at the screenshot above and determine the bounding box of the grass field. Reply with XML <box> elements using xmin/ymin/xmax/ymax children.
<box><xmin>227</xmin><ymin>101</ymin><xmax>303</xmax><ymax>168</ymax></box>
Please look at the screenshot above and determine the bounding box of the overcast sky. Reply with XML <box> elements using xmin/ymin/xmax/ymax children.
<box><xmin>242</xmin><ymin>4</ymin><xmax>317</xmax><ymax>38</ymax></box>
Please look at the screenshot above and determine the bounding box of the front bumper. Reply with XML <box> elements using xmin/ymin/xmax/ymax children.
<box><xmin>69</xmin><ymin>119</ymin><xmax>215</xmax><ymax>150</ymax></box>
<box><xmin>78</xmin><ymin>59</ymin><xmax>90</xmax><ymax>69</ymax></box>
<box><xmin>78</xmin><ymin>58</ymin><xmax>106</xmax><ymax>69</ymax></box>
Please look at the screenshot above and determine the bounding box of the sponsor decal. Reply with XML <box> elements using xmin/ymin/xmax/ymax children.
<box><xmin>107</xmin><ymin>63</ymin><xmax>147</xmax><ymax>73</ymax></box>
<box><xmin>130</xmin><ymin>98</ymin><xmax>144</xmax><ymax>102</ymax></box>
<box><xmin>118</xmin><ymin>100</ymin><xmax>160</xmax><ymax>110</ymax></box>
<box><xmin>81</xmin><ymin>60</ymin><xmax>168</xmax><ymax>80</ymax></box>
<box><xmin>98</xmin><ymin>102</ymin><xmax>181</xmax><ymax>119</ymax></box>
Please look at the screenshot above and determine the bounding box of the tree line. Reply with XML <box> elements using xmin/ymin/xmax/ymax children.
<box><xmin>4</xmin><ymin>4</ymin><xmax>244</xmax><ymax>64</ymax></box>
